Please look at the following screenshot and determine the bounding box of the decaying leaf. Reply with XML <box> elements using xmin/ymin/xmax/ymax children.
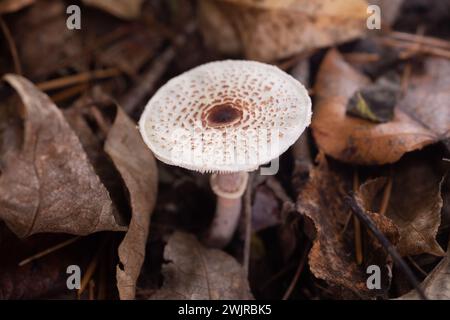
<box><xmin>104</xmin><ymin>107</ymin><xmax>158</xmax><ymax>300</ymax></box>
<box><xmin>150</xmin><ymin>232</ymin><xmax>253</xmax><ymax>300</ymax></box>
<box><xmin>96</xmin><ymin>31</ymin><xmax>164</xmax><ymax>77</ymax></box>
<box><xmin>222</xmin><ymin>0</ymin><xmax>369</xmax><ymax>17</ymax></box>
<box><xmin>11</xmin><ymin>0</ymin><xmax>85</xmax><ymax>79</ymax></box>
<box><xmin>82</xmin><ymin>0</ymin><xmax>144</xmax><ymax>20</ymax></box>
<box><xmin>312</xmin><ymin>49</ymin><xmax>450</xmax><ymax>165</ymax></box>
<box><xmin>358</xmin><ymin>154</ymin><xmax>445</xmax><ymax>257</ymax></box>
<box><xmin>0</xmin><ymin>0</ymin><xmax>34</xmax><ymax>14</ymax></box>
<box><xmin>296</xmin><ymin>154</ymin><xmax>398</xmax><ymax>298</ymax></box>
<box><xmin>346</xmin><ymin>76</ymin><xmax>399</xmax><ymax>123</ymax></box>
<box><xmin>0</xmin><ymin>74</ymin><xmax>125</xmax><ymax>237</ymax></box>
<box><xmin>198</xmin><ymin>0</ymin><xmax>367</xmax><ymax>62</ymax></box>
<box><xmin>398</xmin><ymin>243</ymin><xmax>450</xmax><ymax>299</ymax></box>
<box><xmin>197</xmin><ymin>0</ymin><xmax>242</xmax><ymax>56</ymax></box>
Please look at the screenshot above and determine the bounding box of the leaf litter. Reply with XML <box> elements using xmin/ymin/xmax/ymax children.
<box><xmin>0</xmin><ymin>0</ymin><xmax>449</xmax><ymax>301</ymax></box>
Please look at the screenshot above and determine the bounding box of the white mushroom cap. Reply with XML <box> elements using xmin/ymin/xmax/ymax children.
<box><xmin>139</xmin><ymin>60</ymin><xmax>311</xmax><ymax>173</ymax></box>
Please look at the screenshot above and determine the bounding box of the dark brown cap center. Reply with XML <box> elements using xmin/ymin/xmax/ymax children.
<box><xmin>205</xmin><ymin>103</ymin><xmax>242</xmax><ymax>128</ymax></box>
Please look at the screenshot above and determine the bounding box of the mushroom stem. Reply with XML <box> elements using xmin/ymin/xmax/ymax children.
<box><xmin>204</xmin><ymin>171</ymin><xmax>249</xmax><ymax>248</ymax></box>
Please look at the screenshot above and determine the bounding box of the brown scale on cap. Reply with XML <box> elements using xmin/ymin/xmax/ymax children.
<box><xmin>139</xmin><ymin>60</ymin><xmax>311</xmax><ymax>173</ymax></box>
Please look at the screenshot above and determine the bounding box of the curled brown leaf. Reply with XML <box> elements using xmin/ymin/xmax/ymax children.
<box><xmin>297</xmin><ymin>154</ymin><xmax>398</xmax><ymax>298</ymax></box>
<box><xmin>312</xmin><ymin>49</ymin><xmax>448</xmax><ymax>165</ymax></box>
<box><xmin>198</xmin><ymin>0</ymin><xmax>367</xmax><ymax>62</ymax></box>
<box><xmin>0</xmin><ymin>74</ymin><xmax>125</xmax><ymax>237</ymax></box>
<box><xmin>150</xmin><ymin>232</ymin><xmax>254</xmax><ymax>300</ymax></box>
<box><xmin>357</xmin><ymin>154</ymin><xmax>445</xmax><ymax>257</ymax></box>
<box><xmin>104</xmin><ymin>107</ymin><xmax>158</xmax><ymax>300</ymax></box>
<box><xmin>82</xmin><ymin>0</ymin><xmax>144</xmax><ymax>20</ymax></box>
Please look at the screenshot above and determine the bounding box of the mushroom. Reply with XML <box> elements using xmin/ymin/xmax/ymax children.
<box><xmin>139</xmin><ymin>60</ymin><xmax>311</xmax><ymax>248</ymax></box>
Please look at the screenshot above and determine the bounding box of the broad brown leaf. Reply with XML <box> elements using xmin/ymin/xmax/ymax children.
<box><xmin>222</xmin><ymin>0</ymin><xmax>368</xmax><ymax>17</ymax></box>
<box><xmin>398</xmin><ymin>249</ymin><xmax>450</xmax><ymax>300</ymax></box>
<box><xmin>311</xmin><ymin>49</ymin><xmax>449</xmax><ymax>165</ymax></box>
<box><xmin>198</xmin><ymin>0</ymin><xmax>367</xmax><ymax>62</ymax></box>
<box><xmin>82</xmin><ymin>0</ymin><xmax>143</xmax><ymax>19</ymax></box>
<box><xmin>11</xmin><ymin>0</ymin><xmax>85</xmax><ymax>79</ymax></box>
<box><xmin>0</xmin><ymin>0</ymin><xmax>34</xmax><ymax>14</ymax></box>
<box><xmin>297</xmin><ymin>154</ymin><xmax>398</xmax><ymax>298</ymax></box>
<box><xmin>150</xmin><ymin>232</ymin><xmax>253</xmax><ymax>300</ymax></box>
<box><xmin>358</xmin><ymin>154</ymin><xmax>445</xmax><ymax>257</ymax></box>
<box><xmin>0</xmin><ymin>74</ymin><xmax>125</xmax><ymax>237</ymax></box>
<box><xmin>104</xmin><ymin>107</ymin><xmax>158</xmax><ymax>300</ymax></box>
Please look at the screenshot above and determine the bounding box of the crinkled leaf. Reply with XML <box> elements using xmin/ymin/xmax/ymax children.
<box><xmin>398</xmin><ymin>247</ymin><xmax>450</xmax><ymax>299</ymax></box>
<box><xmin>223</xmin><ymin>0</ymin><xmax>368</xmax><ymax>17</ymax></box>
<box><xmin>11</xmin><ymin>1</ymin><xmax>84</xmax><ymax>79</ymax></box>
<box><xmin>150</xmin><ymin>232</ymin><xmax>253</xmax><ymax>300</ymax></box>
<box><xmin>199</xmin><ymin>0</ymin><xmax>367</xmax><ymax>62</ymax></box>
<box><xmin>82</xmin><ymin>0</ymin><xmax>143</xmax><ymax>19</ymax></box>
<box><xmin>0</xmin><ymin>0</ymin><xmax>34</xmax><ymax>14</ymax></box>
<box><xmin>312</xmin><ymin>50</ymin><xmax>449</xmax><ymax>165</ymax></box>
<box><xmin>359</xmin><ymin>154</ymin><xmax>445</xmax><ymax>257</ymax></box>
<box><xmin>297</xmin><ymin>154</ymin><xmax>398</xmax><ymax>298</ymax></box>
<box><xmin>104</xmin><ymin>107</ymin><xmax>158</xmax><ymax>300</ymax></box>
<box><xmin>0</xmin><ymin>74</ymin><xmax>125</xmax><ymax>237</ymax></box>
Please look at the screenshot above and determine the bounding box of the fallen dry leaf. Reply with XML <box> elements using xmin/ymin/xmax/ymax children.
<box><xmin>96</xmin><ymin>31</ymin><xmax>163</xmax><ymax>78</ymax></box>
<box><xmin>222</xmin><ymin>0</ymin><xmax>368</xmax><ymax>17</ymax></box>
<box><xmin>311</xmin><ymin>49</ymin><xmax>450</xmax><ymax>165</ymax></box>
<box><xmin>198</xmin><ymin>0</ymin><xmax>367</xmax><ymax>62</ymax></box>
<box><xmin>11</xmin><ymin>0</ymin><xmax>85</xmax><ymax>79</ymax></box>
<box><xmin>0</xmin><ymin>74</ymin><xmax>125</xmax><ymax>237</ymax></box>
<box><xmin>150</xmin><ymin>232</ymin><xmax>253</xmax><ymax>300</ymax></box>
<box><xmin>296</xmin><ymin>154</ymin><xmax>398</xmax><ymax>298</ymax></box>
<box><xmin>398</xmin><ymin>241</ymin><xmax>450</xmax><ymax>299</ymax></box>
<box><xmin>0</xmin><ymin>0</ymin><xmax>34</xmax><ymax>14</ymax></box>
<box><xmin>82</xmin><ymin>0</ymin><xmax>144</xmax><ymax>20</ymax></box>
<box><xmin>358</xmin><ymin>154</ymin><xmax>445</xmax><ymax>257</ymax></box>
<box><xmin>104</xmin><ymin>107</ymin><xmax>158</xmax><ymax>300</ymax></box>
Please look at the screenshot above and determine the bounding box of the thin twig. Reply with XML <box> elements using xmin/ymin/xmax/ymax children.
<box><xmin>260</xmin><ymin>261</ymin><xmax>296</xmax><ymax>291</ymax></box>
<box><xmin>379</xmin><ymin>175</ymin><xmax>393</xmax><ymax>216</ymax></box>
<box><xmin>353</xmin><ymin>169</ymin><xmax>363</xmax><ymax>265</ymax></box>
<box><xmin>50</xmin><ymin>83</ymin><xmax>88</xmax><ymax>103</ymax></box>
<box><xmin>282</xmin><ymin>242</ymin><xmax>310</xmax><ymax>300</ymax></box>
<box><xmin>88</xmin><ymin>280</ymin><xmax>95</xmax><ymax>300</ymax></box>
<box><xmin>36</xmin><ymin>68</ymin><xmax>121</xmax><ymax>91</ymax></box>
<box><xmin>407</xmin><ymin>256</ymin><xmax>428</xmax><ymax>277</ymax></box>
<box><xmin>345</xmin><ymin>195</ymin><xmax>428</xmax><ymax>300</ymax></box>
<box><xmin>89</xmin><ymin>106</ymin><xmax>110</xmax><ymax>136</ymax></box>
<box><xmin>379</xmin><ymin>37</ymin><xmax>450</xmax><ymax>59</ymax></box>
<box><xmin>77</xmin><ymin>238</ymin><xmax>107</xmax><ymax>297</ymax></box>
<box><xmin>388</xmin><ymin>31</ymin><xmax>450</xmax><ymax>51</ymax></box>
<box><xmin>0</xmin><ymin>16</ymin><xmax>22</xmax><ymax>74</ymax></box>
<box><xmin>341</xmin><ymin>210</ymin><xmax>353</xmax><ymax>237</ymax></box>
<box><xmin>343</xmin><ymin>53</ymin><xmax>380</xmax><ymax>64</ymax></box>
<box><xmin>120</xmin><ymin>22</ymin><xmax>196</xmax><ymax>114</ymax></box>
<box><xmin>18</xmin><ymin>236</ymin><xmax>81</xmax><ymax>266</ymax></box>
